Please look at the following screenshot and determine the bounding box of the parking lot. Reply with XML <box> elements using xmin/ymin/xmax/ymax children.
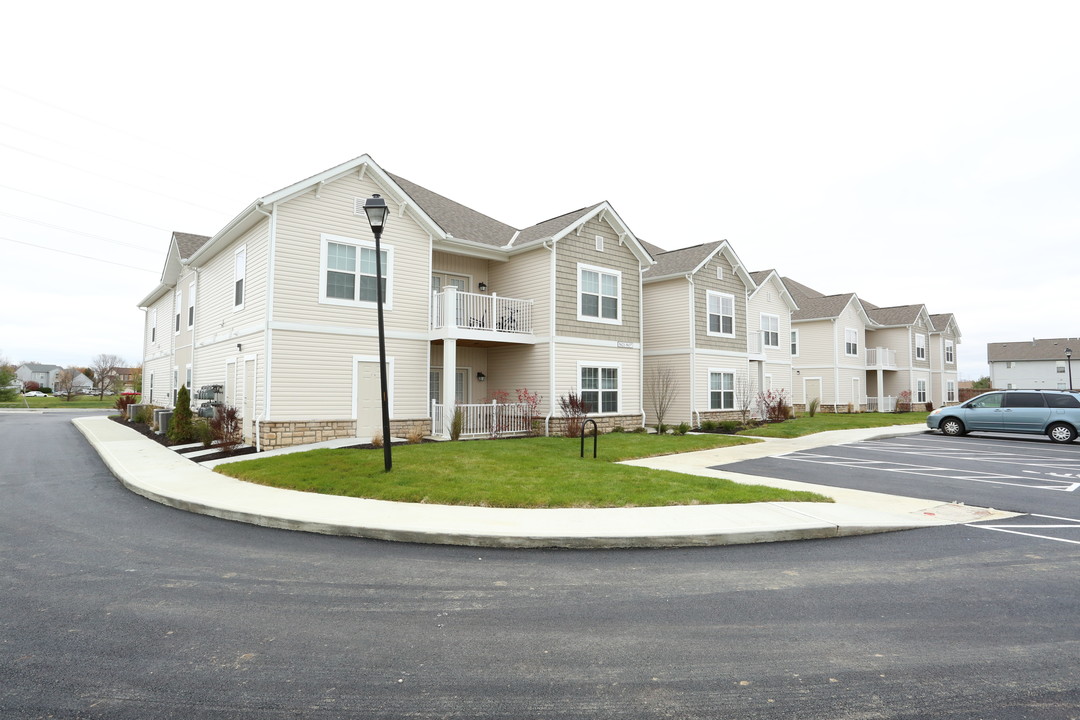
<box><xmin>719</xmin><ymin>431</ymin><xmax>1080</xmax><ymax>544</ymax></box>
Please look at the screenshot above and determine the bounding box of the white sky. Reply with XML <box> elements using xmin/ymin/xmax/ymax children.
<box><xmin>2</xmin><ymin>1</ymin><xmax>1079</xmax><ymax>381</ymax></box>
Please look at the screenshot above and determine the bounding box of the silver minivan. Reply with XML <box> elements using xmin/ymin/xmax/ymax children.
<box><xmin>927</xmin><ymin>390</ymin><xmax>1080</xmax><ymax>443</ymax></box>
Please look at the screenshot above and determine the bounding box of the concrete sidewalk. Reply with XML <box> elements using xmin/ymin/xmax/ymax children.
<box><xmin>73</xmin><ymin>416</ymin><xmax>1013</xmax><ymax>549</ymax></box>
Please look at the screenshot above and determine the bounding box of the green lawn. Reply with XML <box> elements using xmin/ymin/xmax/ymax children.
<box><xmin>739</xmin><ymin>411</ymin><xmax>926</xmax><ymax>438</ymax></box>
<box><xmin>216</xmin><ymin>433</ymin><xmax>833</xmax><ymax>509</ymax></box>
<box><xmin>0</xmin><ymin>395</ymin><xmax>126</xmax><ymax>410</ymax></box>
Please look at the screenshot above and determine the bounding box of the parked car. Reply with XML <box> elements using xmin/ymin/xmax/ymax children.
<box><xmin>927</xmin><ymin>390</ymin><xmax>1080</xmax><ymax>443</ymax></box>
<box><xmin>22</xmin><ymin>391</ymin><xmax>47</xmax><ymax>397</ymax></box>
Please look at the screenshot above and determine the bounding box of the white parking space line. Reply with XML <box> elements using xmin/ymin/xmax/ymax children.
<box><xmin>779</xmin><ymin>451</ymin><xmax>1080</xmax><ymax>491</ymax></box>
<box><xmin>844</xmin><ymin>440</ymin><xmax>1080</xmax><ymax>476</ymax></box>
<box><xmin>968</xmin><ymin>514</ymin><xmax>1080</xmax><ymax>545</ymax></box>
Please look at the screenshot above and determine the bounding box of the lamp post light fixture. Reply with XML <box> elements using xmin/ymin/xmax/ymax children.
<box><xmin>362</xmin><ymin>194</ymin><xmax>393</xmax><ymax>472</ymax></box>
<box><xmin>1067</xmin><ymin>347</ymin><xmax>1074</xmax><ymax>392</ymax></box>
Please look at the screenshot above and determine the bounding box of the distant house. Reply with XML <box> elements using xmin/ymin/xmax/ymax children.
<box><xmin>16</xmin><ymin>363</ymin><xmax>62</xmax><ymax>389</ymax></box>
<box><xmin>988</xmin><ymin>337</ymin><xmax>1079</xmax><ymax>390</ymax></box>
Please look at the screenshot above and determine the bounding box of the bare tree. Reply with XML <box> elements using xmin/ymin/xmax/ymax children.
<box><xmin>645</xmin><ymin>364</ymin><xmax>679</xmax><ymax>430</ymax></box>
<box><xmin>736</xmin><ymin>376</ymin><xmax>757</xmax><ymax>424</ymax></box>
<box><xmin>89</xmin><ymin>353</ymin><xmax>124</xmax><ymax>398</ymax></box>
<box><xmin>54</xmin><ymin>367</ymin><xmax>78</xmax><ymax>401</ymax></box>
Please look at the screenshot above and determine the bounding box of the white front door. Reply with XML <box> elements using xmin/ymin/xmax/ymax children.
<box><xmin>356</xmin><ymin>360</ymin><xmax>382</xmax><ymax>438</ymax></box>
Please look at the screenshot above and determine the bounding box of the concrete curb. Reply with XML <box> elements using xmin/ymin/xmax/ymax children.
<box><xmin>73</xmin><ymin>416</ymin><xmax>1007</xmax><ymax>549</ymax></box>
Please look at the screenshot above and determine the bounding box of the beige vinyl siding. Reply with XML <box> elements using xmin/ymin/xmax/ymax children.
<box><xmin>193</xmin><ymin>220</ymin><xmax>270</xmax><ymax>348</ymax></box>
<box><xmin>694</xmin><ymin>254</ymin><xmax>746</xmax><ymax>353</ymax></box>
<box><xmin>643</xmin><ymin>354</ymin><xmax>692</xmax><ymax>426</ymax></box>
<box><xmin>554</xmin><ymin>345</ymin><xmax>642</xmax><ymax>415</ymax></box>
<box><xmin>487</xmin><ymin>344</ymin><xmax>552</xmax><ymax>415</ymax></box>
<box><xmin>554</xmin><ymin>217</ymin><xmax>641</xmax><ymax>343</ymax></box>
<box><xmin>693</xmin><ymin>353</ymin><xmax>750</xmax><ymax>418</ymax></box>
<box><xmin>791</xmin><ymin>319</ymin><xmax>836</xmax><ymax>367</ymax></box>
<box><xmin>270</xmin><ymin>329</ymin><xmax>428</xmax><ymax>421</ymax></box>
<box><xmin>642</xmin><ymin>278</ymin><xmax>691</xmax><ymax>351</ymax></box>
<box><xmin>491</xmin><ymin>245</ymin><xmax>551</xmax><ymax>338</ymax></box>
<box><xmin>271</xmin><ymin>174</ymin><xmax>431</xmax><ymax>335</ymax></box>
<box><xmin>430</xmin><ymin>345</ymin><xmax>491</xmax><ymax>405</ymax></box>
<box><xmin>748</xmin><ymin>277</ymin><xmax>792</xmax><ymax>363</ymax></box>
<box><xmin>866</xmin><ymin>327</ymin><xmax>909</xmax><ymax>366</ymax></box>
<box><xmin>431</xmin><ymin>251</ymin><xmax>487</xmax><ymax>293</ymax></box>
<box><xmin>911</xmin><ymin>317</ymin><xmax>932</xmax><ymax>370</ymax></box>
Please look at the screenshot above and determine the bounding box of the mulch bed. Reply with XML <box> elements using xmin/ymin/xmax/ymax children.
<box><xmin>108</xmin><ymin>415</ymin><xmax>257</xmax><ymax>463</ymax></box>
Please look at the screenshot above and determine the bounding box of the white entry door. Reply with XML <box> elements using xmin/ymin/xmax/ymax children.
<box><xmin>356</xmin><ymin>360</ymin><xmax>382</xmax><ymax>438</ymax></box>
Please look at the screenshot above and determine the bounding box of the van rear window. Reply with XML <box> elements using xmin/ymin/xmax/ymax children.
<box><xmin>1005</xmin><ymin>393</ymin><xmax>1047</xmax><ymax>408</ymax></box>
<box><xmin>1046</xmin><ymin>394</ymin><xmax>1080</xmax><ymax>408</ymax></box>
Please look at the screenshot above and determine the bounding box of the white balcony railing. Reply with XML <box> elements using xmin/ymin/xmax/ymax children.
<box><xmin>866</xmin><ymin>396</ymin><xmax>897</xmax><ymax>412</ymax></box>
<box><xmin>431</xmin><ymin>289</ymin><xmax>533</xmax><ymax>336</ymax></box>
<box><xmin>432</xmin><ymin>400</ymin><xmax>534</xmax><ymax>438</ymax></box>
<box><xmin>866</xmin><ymin>347</ymin><xmax>897</xmax><ymax>369</ymax></box>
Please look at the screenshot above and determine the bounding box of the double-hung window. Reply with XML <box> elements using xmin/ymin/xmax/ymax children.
<box><xmin>709</xmin><ymin>370</ymin><xmax>735</xmax><ymax>410</ymax></box>
<box><xmin>915</xmin><ymin>333</ymin><xmax>926</xmax><ymax>360</ymax></box>
<box><xmin>947</xmin><ymin>381</ymin><xmax>956</xmax><ymax>402</ymax></box>
<box><xmin>945</xmin><ymin>340</ymin><xmax>954</xmax><ymax>364</ymax></box>
<box><xmin>174</xmin><ymin>290</ymin><xmax>182</xmax><ymax>334</ymax></box>
<box><xmin>150</xmin><ymin>309</ymin><xmax>157</xmax><ymax>343</ymax></box>
<box><xmin>234</xmin><ymin>246</ymin><xmax>246</xmax><ymax>309</ymax></box>
<box><xmin>187</xmin><ymin>282</ymin><xmax>196</xmax><ymax>328</ymax></box>
<box><xmin>578</xmin><ymin>264</ymin><xmax>620</xmax><ymax>323</ymax></box>
<box><xmin>761</xmin><ymin>314</ymin><xmax>779</xmax><ymax>348</ymax></box>
<box><xmin>790</xmin><ymin>330</ymin><xmax>799</xmax><ymax>357</ymax></box>
<box><xmin>916</xmin><ymin>379</ymin><xmax>927</xmax><ymax>403</ymax></box>
<box><xmin>707</xmin><ymin>292</ymin><xmax>735</xmax><ymax>337</ymax></box>
<box><xmin>580</xmin><ymin>365</ymin><xmax>619</xmax><ymax>413</ymax></box>
<box><xmin>321</xmin><ymin>234</ymin><xmax>392</xmax><ymax>308</ymax></box>
<box><xmin>845</xmin><ymin>328</ymin><xmax>859</xmax><ymax>356</ymax></box>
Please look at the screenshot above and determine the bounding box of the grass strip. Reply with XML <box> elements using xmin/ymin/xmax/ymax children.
<box><xmin>739</xmin><ymin>412</ymin><xmax>926</xmax><ymax>438</ymax></box>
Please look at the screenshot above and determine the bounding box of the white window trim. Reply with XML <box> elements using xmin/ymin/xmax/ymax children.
<box><xmin>916</xmin><ymin>378</ymin><xmax>927</xmax><ymax>403</ymax></box>
<box><xmin>761</xmin><ymin>313</ymin><xmax>780</xmax><ymax>348</ymax></box>
<box><xmin>915</xmin><ymin>333</ymin><xmax>927</xmax><ymax>360</ymax></box>
<box><xmin>576</xmin><ymin>263</ymin><xmax>622</xmax><ymax>325</ymax></box>
<box><xmin>149</xmin><ymin>308</ymin><xmax>157</xmax><ymax>343</ymax></box>
<box><xmin>187</xmin><ymin>281</ymin><xmax>196</xmax><ymax>329</ymax></box>
<box><xmin>234</xmin><ymin>245</ymin><xmax>247</xmax><ymax>311</ymax></box>
<box><xmin>353</xmin><ymin>354</ymin><xmax>395</xmax><ymax>420</ymax></box>
<box><xmin>844</xmin><ymin>328</ymin><xmax>859</xmax><ymax>357</ymax></box>
<box><xmin>576</xmin><ymin>361</ymin><xmax>622</xmax><ymax>415</ymax></box>
<box><xmin>708</xmin><ymin>368</ymin><xmax>736</xmax><ymax>410</ymax></box>
<box><xmin>706</xmin><ymin>290</ymin><xmax>736</xmax><ymax>338</ymax></box>
<box><xmin>595</xmin><ymin>235</ymin><xmax>604</xmax><ymax>252</ymax></box>
<box><xmin>320</xmin><ymin>233</ymin><xmax>394</xmax><ymax>310</ymax></box>
<box><xmin>945</xmin><ymin>340</ymin><xmax>954</xmax><ymax>364</ymax></box>
<box><xmin>791</xmin><ymin>329</ymin><xmax>800</xmax><ymax>357</ymax></box>
<box><xmin>947</xmin><ymin>380</ymin><xmax>956</xmax><ymax>402</ymax></box>
<box><xmin>174</xmin><ymin>290</ymin><xmax>182</xmax><ymax>335</ymax></box>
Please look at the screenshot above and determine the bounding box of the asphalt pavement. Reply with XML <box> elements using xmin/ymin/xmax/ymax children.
<box><xmin>70</xmin><ymin>414</ymin><xmax>1014</xmax><ymax>549</ymax></box>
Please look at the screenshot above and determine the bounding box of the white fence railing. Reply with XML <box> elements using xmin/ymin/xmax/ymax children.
<box><xmin>866</xmin><ymin>396</ymin><xmax>897</xmax><ymax>412</ymax></box>
<box><xmin>432</xmin><ymin>400</ymin><xmax>534</xmax><ymax>438</ymax></box>
<box><xmin>866</xmin><ymin>347</ymin><xmax>897</xmax><ymax>368</ymax></box>
<box><xmin>431</xmin><ymin>290</ymin><xmax>533</xmax><ymax>335</ymax></box>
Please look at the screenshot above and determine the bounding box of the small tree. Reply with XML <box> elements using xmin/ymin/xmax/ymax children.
<box><xmin>735</xmin><ymin>376</ymin><xmax>757</xmax><ymax>424</ymax></box>
<box><xmin>896</xmin><ymin>390</ymin><xmax>912</xmax><ymax>413</ymax></box>
<box><xmin>54</xmin><ymin>367</ymin><xmax>79</xmax><ymax>401</ymax></box>
<box><xmin>558</xmin><ymin>391</ymin><xmax>588</xmax><ymax>438</ymax></box>
<box><xmin>131</xmin><ymin>367</ymin><xmax>143</xmax><ymax>393</ymax></box>
<box><xmin>89</xmin><ymin>353</ymin><xmax>124</xmax><ymax>399</ymax></box>
<box><xmin>516</xmin><ymin>387</ymin><xmax>543</xmax><ymax>436</ymax></box>
<box><xmin>209</xmin><ymin>405</ymin><xmax>243</xmax><ymax>453</ymax></box>
<box><xmin>758</xmin><ymin>389</ymin><xmax>791</xmax><ymax>423</ymax></box>
<box><xmin>0</xmin><ymin>354</ymin><xmax>16</xmax><ymax>401</ymax></box>
<box><xmin>971</xmin><ymin>376</ymin><xmax>992</xmax><ymax>389</ymax></box>
<box><xmin>23</xmin><ymin>380</ymin><xmax>40</xmax><ymax>393</ymax></box>
<box><xmin>645</xmin><ymin>365</ymin><xmax>679</xmax><ymax>432</ymax></box>
<box><xmin>168</xmin><ymin>385</ymin><xmax>195</xmax><ymax>442</ymax></box>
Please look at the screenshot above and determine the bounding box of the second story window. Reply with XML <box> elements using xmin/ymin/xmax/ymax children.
<box><xmin>234</xmin><ymin>246</ymin><xmax>246</xmax><ymax>309</ymax></box>
<box><xmin>945</xmin><ymin>340</ymin><xmax>954</xmax><ymax>364</ymax></box>
<box><xmin>578</xmin><ymin>264</ymin><xmax>620</xmax><ymax>323</ymax></box>
<box><xmin>187</xmin><ymin>282</ymin><xmax>196</xmax><ymax>328</ymax></box>
<box><xmin>707</xmin><ymin>291</ymin><xmax>735</xmax><ymax>337</ymax></box>
<box><xmin>845</xmin><ymin>328</ymin><xmax>859</xmax><ymax>357</ymax></box>
<box><xmin>791</xmin><ymin>330</ymin><xmax>799</xmax><ymax>356</ymax></box>
<box><xmin>174</xmin><ymin>290</ymin><xmax>182</xmax><ymax>333</ymax></box>
<box><xmin>321</xmin><ymin>234</ymin><xmax>392</xmax><ymax>308</ymax></box>
<box><xmin>150</xmin><ymin>308</ymin><xmax>157</xmax><ymax>343</ymax></box>
<box><xmin>916</xmin><ymin>333</ymin><xmax>926</xmax><ymax>360</ymax></box>
<box><xmin>761</xmin><ymin>314</ymin><xmax>779</xmax><ymax>348</ymax></box>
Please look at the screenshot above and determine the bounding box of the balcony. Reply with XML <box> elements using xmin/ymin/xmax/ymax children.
<box><xmin>431</xmin><ymin>288</ymin><xmax>534</xmax><ymax>344</ymax></box>
<box><xmin>866</xmin><ymin>347</ymin><xmax>898</xmax><ymax>369</ymax></box>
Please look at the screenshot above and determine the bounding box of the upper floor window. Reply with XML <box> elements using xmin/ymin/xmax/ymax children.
<box><xmin>234</xmin><ymin>246</ymin><xmax>246</xmax><ymax>309</ymax></box>
<box><xmin>578</xmin><ymin>264</ymin><xmax>620</xmax><ymax>324</ymax></box>
<box><xmin>174</xmin><ymin>290</ymin><xmax>182</xmax><ymax>333</ymax></box>
<box><xmin>845</xmin><ymin>328</ymin><xmax>859</xmax><ymax>356</ymax></box>
<box><xmin>149</xmin><ymin>308</ymin><xmax>157</xmax><ymax>343</ymax></box>
<box><xmin>945</xmin><ymin>340</ymin><xmax>954</xmax><ymax>364</ymax></box>
<box><xmin>915</xmin><ymin>333</ymin><xmax>926</xmax><ymax>360</ymax></box>
<box><xmin>320</xmin><ymin>234</ymin><xmax>392</xmax><ymax>308</ymax></box>
<box><xmin>580</xmin><ymin>364</ymin><xmax>619</xmax><ymax>413</ymax></box>
<box><xmin>791</xmin><ymin>330</ymin><xmax>799</xmax><ymax>357</ymax></box>
<box><xmin>707</xmin><ymin>291</ymin><xmax>735</xmax><ymax>337</ymax></box>
<box><xmin>187</xmin><ymin>282</ymin><xmax>196</xmax><ymax>328</ymax></box>
<box><xmin>1057</xmin><ymin>363</ymin><xmax>1066</xmax><ymax>374</ymax></box>
<box><xmin>761</xmin><ymin>314</ymin><xmax>779</xmax><ymax>348</ymax></box>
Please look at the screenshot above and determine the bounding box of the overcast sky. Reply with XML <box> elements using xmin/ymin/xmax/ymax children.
<box><xmin>2</xmin><ymin>1</ymin><xmax>1078</xmax><ymax>381</ymax></box>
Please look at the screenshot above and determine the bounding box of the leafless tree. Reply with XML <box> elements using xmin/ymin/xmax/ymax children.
<box><xmin>54</xmin><ymin>367</ymin><xmax>78</xmax><ymax>401</ymax></box>
<box><xmin>736</xmin><ymin>376</ymin><xmax>757</xmax><ymax>424</ymax></box>
<box><xmin>645</xmin><ymin>364</ymin><xmax>679</xmax><ymax>430</ymax></box>
<box><xmin>89</xmin><ymin>353</ymin><xmax>124</xmax><ymax>398</ymax></box>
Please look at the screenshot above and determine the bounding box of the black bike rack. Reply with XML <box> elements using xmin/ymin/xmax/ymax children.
<box><xmin>580</xmin><ymin>419</ymin><xmax>598</xmax><ymax>458</ymax></box>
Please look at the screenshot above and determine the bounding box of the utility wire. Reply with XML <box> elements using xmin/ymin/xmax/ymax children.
<box><xmin>0</xmin><ymin>210</ymin><xmax>159</xmax><ymax>253</ymax></box>
<box><xmin>0</xmin><ymin>235</ymin><xmax>157</xmax><ymax>273</ymax></box>
<box><xmin>0</xmin><ymin>182</ymin><xmax>173</xmax><ymax>232</ymax></box>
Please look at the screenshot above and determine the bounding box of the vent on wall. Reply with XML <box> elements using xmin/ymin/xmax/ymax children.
<box><xmin>354</xmin><ymin>197</ymin><xmax>366</xmax><ymax>215</ymax></box>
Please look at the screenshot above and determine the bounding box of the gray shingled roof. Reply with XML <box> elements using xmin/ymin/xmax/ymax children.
<box><xmin>782</xmin><ymin>277</ymin><xmax>827</xmax><ymax>303</ymax></box>
<box><xmin>21</xmin><ymin>363</ymin><xmax>61</xmax><ymax>372</ymax></box>
<box><xmin>513</xmin><ymin>204</ymin><xmax>603</xmax><ymax>247</ymax></box>
<box><xmin>988</xmin><ymin>337</ymin><xmax>1080</xmax><ymax>362</ymax></box>
<box><xmin>644</xmin><ymin>240</ymin><xmax>727</xmax><ymax>279</ymax></box>
<box><xmin>388</xmin><ymin>172</ymin><xmax>517</xmax><ymax>247</ymax></box>
<box><xmin>866</xmin><ymin>304</ymin><xmax>924</xmax><ymax>326</ymax></box>
<box><xmin>638</xmin><ymin>239</ymin><xmax>667</xmax><ymax>257</ymax></box>
<box><xmin>929</xmin><ymin>313</ymin><xmax>955</xmax><ymax>332</ymax></box>
<box><xmin>792</xmin><ymin>293</ymin><xmax>858</xmax><ymax>321</ymax></box>
<box><xmin>174</xmin><ymin>232</ymin><xmax>211</xmax><ymax>260</ymax></box>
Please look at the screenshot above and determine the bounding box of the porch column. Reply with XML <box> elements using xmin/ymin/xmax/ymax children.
<box><xmin>441</xmin><ymin>338</ymin><xmax>458</xmax><ymax>438</ymax></box>
<box><xmin>877</xmin><ymin>366</ymin><xmax>884</xmax><ymax>413</ymax></box>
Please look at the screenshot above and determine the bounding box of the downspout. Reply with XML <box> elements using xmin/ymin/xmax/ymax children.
<box><xmin>832</xmin><ymin>318</ymin><xmax>840</xmax><ymax>411</ymax></box>
<box><xmin>639</xmin><ymin>266</ymin><xmax>646</xmax><ymax>430</ymax></box>
<box><xmin>254</xmin><ymin>202</ymin><xmax>274</xmax><ymax>452</ymax></box>
<box><xmin>687</xmin><ymin>274</ymin><xmax>698</xmax><ymax>427</ymax></box>
<box><xmin>544</xmin><ymin>239</ymin><xmax>556</xmax><ymax>436</ymax></box>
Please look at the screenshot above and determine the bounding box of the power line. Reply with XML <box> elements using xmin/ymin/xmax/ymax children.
<box><xmin>0</xmin><ymin>210</ymin><xmax>159</xmax><ymax>253</ymax></box>
<box><xmin>0</xmin><ymin>182</ymin><xmax>172</xmax><ymax>232</ymax></box>
<box><xmin>0</xmin><ymin>235</ymin><xmax>158</xmax><ymax>273</ymax></box>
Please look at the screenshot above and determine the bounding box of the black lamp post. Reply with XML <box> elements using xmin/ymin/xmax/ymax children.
<box><xmin>1067</xmin><ymin>347</ymin><xmax>1074</xmax><ymax>392</ymax></box>
<box><xmin>363</xmin><ymin>194</ymin><xmax>393</xmax><ymax>472</ymax></box>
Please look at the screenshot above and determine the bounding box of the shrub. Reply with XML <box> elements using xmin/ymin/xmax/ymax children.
<box><xmin>371</xmin><ymin>432</ymin><xmax>384</xmax><ymax>448</ymax></box>
<box><xmin>808</xmin><ymin>397</ymin><xmax>820</xmax><ymax>417</ymax></box>
<box><xmin>40</xmin><ymin>387</ymin><xmax>53</xmax><ymax>394</ymax></box>
<box><xmin>676</xmin><ymin>422</ymin><xmax>691</xmax><ymax>435</ymax></box>
<box><xmin>406</xmin><ymin>427</ymin><xmax>425</xmax><ymax>444</ymax></box>
<box><xmin>558</xmin><ymin>391</ymin><xmax>588</xmax><ymax>438</ymax></box>
<box><xmin>610</xmin><ymin>425</ymin><xmax>626</xmax><ymax>433</ymax></box>
<box><xmin>516</xmin><ymin>387</ymin><xmax>543</xmax><ymax>436</ymax></box>
<box><xmin>897</xmin><ymin>390</ymin><xmax>912</xmax><ymax>413</ymax></box>
<box><xmin>209</xmin><ymin>405</ymin><xmax>242</xmax><ymax>454</ymax></box>
<box><xmin>194</xmin><ymin>419</ymin><xmax>215</xmax><ymax>448</ymax></box>
<box><xmin>925</xmin><ymin>401</ymin><xmax>934</xmax><ymax>412</ymax></box>
<box><xmin>700</xmin><ymin>420</ymin><xmax>718</xmax><ymax>432</ymax></box>
<box><xmin>24</xmin><ymin>381</ymin><xmax>40</xmax><ymax>392</ymax></box>
<box><xmin>656</xmin><ymin>422</ymin><xmax>668</xmax><ymax>435</ymax></box>
<box><xmin>759</xmin><ymin>389</ymin><xmax>791</xmax><ymax>423</ymax></box>
<box><xmin>450</xmin><ymin>408</ymin><xmax>464</xmax><ymax>441</ymax></box>
<box><xmin>168</xmin><ymin>385</ymin><xmax>195</xmax><ymax>443</ymax></box>
<box><xmin>114</xmin><ymin>393</ymin><xmax>139</xmax><ymax>417</ymax></box>
<box><xmin>718</xmin><ymin>420</ymin><xmax>742</xmax><ymax>434</ymax></box>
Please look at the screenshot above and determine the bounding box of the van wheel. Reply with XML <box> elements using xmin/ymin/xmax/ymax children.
<box><xmin>941</xmin><ymin>418</ymin><xmax>966</xmax><ymax>436</ymax></box>
<box><xmin>1048</xmin><ymin>423</ymin><xmax>1077</xmax><ymax>443</ymax></box>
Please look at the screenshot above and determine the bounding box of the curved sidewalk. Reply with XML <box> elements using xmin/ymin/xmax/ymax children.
<box><xmin>73</xmin><ymin>416</ymin><xmax>1012</xmax><ymax>549</ymax></box>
